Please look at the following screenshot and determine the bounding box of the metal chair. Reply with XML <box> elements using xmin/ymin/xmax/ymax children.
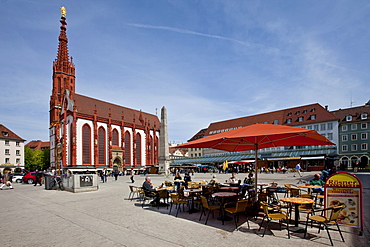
<box><xmin>258</xmin><ymin>202</ymin><xmax>290</xmax><ymax>238</ymax></box>
<box><xmin>224</xmin><ymin>199</ymin><xmax>250</xmax><ymax>230</ymax></box>
<box><xmin>199</xmin><ymin>196</ymin><xmax>220</xmax><ymax>225</ymax></box>
<box><xmin>304</xmin><ymin>205</ymin><xmax>345</xmax><ymax>246</ymax></box>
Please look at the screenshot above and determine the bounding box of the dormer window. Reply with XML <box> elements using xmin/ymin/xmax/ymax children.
<box><xmin>286</xmin><ymin>118</ymin><xmax>292</xmax><ymax>123</ymax></box>
<box><xmin>311</xmin><ymin>108</ymin><xmax>316</xmax><ymax>112</ymax></box>
<box><xmin>2</xmin><ymin>131</ymin><xmax>9</xmax><ymax>137</ymax></box>
<box><xmin>298</xmin><ymin>117</ymin><xmax>304</xmax><ymax>122</ymax></box>
<box><xmin>309</xmin><ymin>114</ymin><xmax>316</xmax><ymax>120</ymax></box>
<box><xmin>346</xmin><ymin>116</ymin><xmax>352</xmax><ymax>121</ymax></box>
<box><xmin>303</xmin><ymin>110</ymin><xmax>307</xmax><ymax>114</ymax></box>
<box><xmin>287</xmin><ymin>112</ymin><xmax>292</xmax><ymax>116</ymax></box>
<box><xmin>361</xmin><ymin>113</ymin><xmax>368</xmax><ymax>120</ymax></box>
<box><xmin>295</xmin><ymin>111</ymin><xmax>300</xmax><ymax>115</ymax></box>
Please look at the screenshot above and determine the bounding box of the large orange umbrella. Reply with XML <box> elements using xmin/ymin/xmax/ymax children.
<box><xmin>178</xmin><ymin>124</ymin><xmax>335</xmax><ymax>192</ymax></box>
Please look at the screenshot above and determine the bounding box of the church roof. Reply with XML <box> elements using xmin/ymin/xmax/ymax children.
<box><xmin>74</xmin><ymin>94</ymin><xmax>160</xmax><ymax>129</ymax></box>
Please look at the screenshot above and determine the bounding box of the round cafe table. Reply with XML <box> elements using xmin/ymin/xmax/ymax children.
<box><xmin>298</xmin><ymin>185</ymin><xmax>322</xmax><ymax>194</ymax></box>
<box><xmin>220</xmin><ymin>187</ymin><xmax>239</xmax><ymax>192</ymax></box>
<box><xmin>280</xmin><ymin>197</ymin><xmax>314</xmax><ymax>227</ymax></box>
<box><xmin>213</xmin><ymin>192</ymin><xmax>237</xmax><ymax>225</ymax></box>
<box><xmin>184</xmin><ymin>189</ymin><xmax>202</xmax><ymax>214</ymax></box>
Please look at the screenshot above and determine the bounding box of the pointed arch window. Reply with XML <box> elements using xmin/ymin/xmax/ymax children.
<box><xmin>82</xmin><ymin>124</ymin><xmax>91</xmax><ymax>164</ymax></box>
<box><xmin>112</xmin><ymin>129</ymin><xmax>119</xmax><ymax>146</ymax></box>
<box><xmin>98</xmin><ymin>127</ymin><xmax>106</xmax><ymax>165</ymax></box>
<box><xmin>136</xmin><ymin>133</ymin><xmax>142</xmax><ymax>165</ymax></box>
<box><xmin>125</xmin><ymin>131</ymin><xmax>131</xmax><ymax>165</ymax></box>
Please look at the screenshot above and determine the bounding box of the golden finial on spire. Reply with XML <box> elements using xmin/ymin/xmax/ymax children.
<box><xmin>60</xmin><ymin>6</ymin><xmax>67</xmax><ymax>17</ymax></box>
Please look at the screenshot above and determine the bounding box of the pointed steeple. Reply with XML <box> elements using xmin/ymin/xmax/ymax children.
<box><xmin>54</xmin><ymin>15</ymin><xmax>75</xmax><ymax>75</ymax></box>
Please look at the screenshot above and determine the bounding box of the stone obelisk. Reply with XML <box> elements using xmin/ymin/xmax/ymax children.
<box><xmin>158</xmin><ymin>106</ymin><xmax>170</xmax><ymax>175</ymax></box>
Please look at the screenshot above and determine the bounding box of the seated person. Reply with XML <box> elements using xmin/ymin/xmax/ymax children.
<box><xmin>142</xmin><ymin>177</ymin><xmax>160</xmax><ymax>206</ymax></box>
<box><xmin>228</xmin><ymin>172</ymin><xmax>238</xmax><ymax>184</ymax></box>
<box><xmin>310</xmin><ymin>173</ymin><xmax>325</xmax><ymax>204</ymax></box>
<box><xmin>183</xmin><ymin>173</ymin><xmax>192</xmax><ymax>189</ymax></box>
<box><xmin>208</xmin><ymin>175</ymin><xmax>218</xmax><ymax>186</ymax></box>
<box><xmin>240</xmin><ymin>173</ymin><xmax>254</xmax><ymax>192</ymax></box>
<box><xmin>174</xmin><ymin>172</ymin><xmax>182</xmax><ymax>190</ymax></box>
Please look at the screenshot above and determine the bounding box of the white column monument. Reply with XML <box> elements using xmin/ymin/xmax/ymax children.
<box><xmin>158</xmin><ymin>106</ymin><xmax>170</xmax><ymax>175</ymax></box>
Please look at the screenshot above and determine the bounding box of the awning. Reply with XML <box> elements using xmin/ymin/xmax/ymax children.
<box><xmin>301</xmin><ymin>156</ymin><xmax>325</xmax><ymax>160</ymax></box>
<box><xmin>228</xmin><ymin>159</ymin><xmax>255</xmax><ymax>164</ymax></box>
<box><xmin>267</xmin><ymin>157</ymin><xmax>300</xmax><ymax>161</ymax></box>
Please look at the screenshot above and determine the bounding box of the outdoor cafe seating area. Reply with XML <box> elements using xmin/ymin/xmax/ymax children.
<box><xmin>128</xmin><ymin>178</ymin><xmax>346</xmax><ymax>245</ymax></box>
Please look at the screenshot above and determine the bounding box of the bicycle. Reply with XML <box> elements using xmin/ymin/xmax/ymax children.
<box><xmin>49</xmin><ymin>176</ymin><xmax>65</xmax><ymax>191</ymax></box>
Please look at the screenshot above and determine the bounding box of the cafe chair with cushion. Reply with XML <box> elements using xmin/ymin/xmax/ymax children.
<box><xmin>290</xmin><ymin>188</ymin><xmax>300</xmax><ymax>197</ymax></box>
<box><xmin>157</xmin><ymin>189</ymin><xmax>170</xmax><ymax>209</ymax></box>
<box><xmin>169</xmin><ymin>193</ymin><xmax>189</xmax><ymax>217</ymax></box>
<box><xmin>224</xmin><ymin>199</ymin><xmax>250</xmax><ymax>230</ymax></box>
<box><xmin>199</xmin><ymin>196</ymin><xmax>220</xmax><ymax>225</ymax></box>
<box><xmin>258</xmin><ymin>202</ymin><xmax>290</xmax><ymax>238</ymax></box>
<box><xmin>128</xmin><ymin>185</ymin><xmax>142</xmax><ymax>201</ymax></box>
<box><xmin>304</xmin><ymin>205</ymin><xmax>345</xmax><ymax>246</ymax></box>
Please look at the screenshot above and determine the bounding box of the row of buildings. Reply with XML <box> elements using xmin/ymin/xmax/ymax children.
<box><xmin>172</xmin><ymin>101</ymin><xmax>370</xmax><ymax>172</ymax></box>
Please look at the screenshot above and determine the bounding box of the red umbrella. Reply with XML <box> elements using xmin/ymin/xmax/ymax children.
<box><xmin>178</xmin><ymin>124</ymin><xmax>335</xmax><ymax>192</ymax></box>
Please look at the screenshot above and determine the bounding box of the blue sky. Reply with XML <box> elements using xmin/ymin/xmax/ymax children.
<box><xmin>1</xmin><ymin>0</ymin><xmax>370</xmax><ymax>144</ymax></box>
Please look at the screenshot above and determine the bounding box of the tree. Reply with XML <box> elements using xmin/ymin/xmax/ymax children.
<box><xmin>24</xmin><ymin>146</ymin><xmax>51</xmax><ymax>171</ymax></box>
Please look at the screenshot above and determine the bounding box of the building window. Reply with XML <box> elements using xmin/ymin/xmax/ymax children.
<box><xmin>342</xmin><ymin>125</ymin><xmax>348</xmax><ymax>131</ymax></box>
<box><xmin>5</xmin><ymin>149</ymin><xmax>10</xmax><ymax>155</ymax></box>
<box><xmin>361</xmin><ymin>113</ymin><xmax>368</xmax><ymax>120</ymax></box>
<box><xmin>298</xmin><ymin>117</ymin><xmax>304</xmax><ymax>122</ymax></box>
<box><xmin>16</xmin><ymin>150</ymin><xmax>20</xmax><ymax>156</ymax></box>
<box><xmin>361</xmin><ymin>143</ymin><xmax>368</xmax><ymax>151</ymax></box>
<box><xmin>351</xmin><ymin>144</ymin><xmax>357</xmax><ymax>151</ymax></box>
<box><xmin>98</xmin><ymin>127</ymin><xmax>106</xmax><ymax>165</ymax></box>
<box><xmin>124</xmin><ymin>131</ymin><xmax>131</xmax><ymax>165</ymax></box>
<box><xmin>361</xmin><ymin>123</ymin><xmax>367</xmax><ymax>129</ymax></box>
<box><xmin>342</xmin><ymin>135</ymin><xmax>348</xmax><ymax>141</ymax></box>
<box><xmin>351</xmin><ymin>124</ymin><xmax>357</xmax><ymax>130</ymax></box>
<box><xmin>112</xmin><ymin>129</ymin><xmax>119</xmax><ymax>146</ymax></box>
<box><xmin>5</xmin><ymin>158</ymin><xmax>10</xmax><ymax>163</ymax></box>
<box><xmin>82</xmin><ymin>124</ymin><xmax>91</xmax><ymax>165</ymax></box>
<box><xmin>303</xmin><ymin>110</ymin><xmax>307</xmax><ymax>114</ymax></box>
<box><xmin>351</xmin><ymin>134</ymin><xmax>357</xmax><ymax>141</ymax></box>
<box><xmin>16</xmin><ymin>158</ymin><xmax>20</xmax><ymax>164</ymax></box>
<box><xmin>306</xmin><ymin>125</ymin><xmax>312</xmax><ymax>129</ymax></box>
<box><xmin>16</xmin><ymin>141</ymin><xmax>20</xmax><ymax>147</ymax></box>
<box><xmin>136</xmin><ymin>133</ymin><xmax>142</xmax><ymax>165</ymax></box>
<box><xmin>295</xmin><ymin>111</ymin><xmax>300</xmax><ymax>115</ymax></box>
<box><xmin>5</xmin><ymin>140</ymin><xmax>10</xmax><ymax>146</ymax></box>
<box><xmin>342</xmin><ymin>145</ymin><xmax>348</xmax><ymax>151</ymax></box>
<box><xmin>287</xmin><ymin>112</ymin><xmax>292</xmax><ymax>116</ymax></box>
<box><xmin>327</xmin><ymin>133</ymin><xmax>333</xmax><ymax>140</ymax></box>
<box><xmin>286</xmin><ymin>118</ymin><xmax>292</xmax><ymax>123</ymax></box>
<box><xmin>310</xmin><ymin>115</ymin><xmax>316</xmax><ymax>120</ymax></box>
<box><xmin>314</xmin><ymin>125</ymin><xmax>319</xmax><ymax>131</ymax></box>
<box><xmin>320</xmin><ymin>124</ymin><xmax>326</xmax><ymax>131</ymax></box>
<box><xmin>327</xmin><ymin>123</ymin><xmax>333</xmax><ymax>130</ymax></box>
<box><xmin>361</xmin><ymin>133</ymin><xmax>368</xmax><ymax>140</ymax></box>
<box><xmin>311</xmin><ymin>108</ymin><xmax>316</xmax><ymax>112</ymax></box>
<box><xmin>346</xmin><ymin>116</ymin><xmax>352</xmax><ymax>121</ymax></box>
<box><xmin>273</xmin><ymin>120</ymin><xmax>279</xmax><ymax>125</ymax></box>
<box><xmin>2</xmin><ymin>131</ymin><xmax>9</xmax><ymax>136</ymax></box>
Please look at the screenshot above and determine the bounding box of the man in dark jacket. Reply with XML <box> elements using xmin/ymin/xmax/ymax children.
<box><xmin>34</xmin><ymin>169</ymin><xmax>43</xmax><ymax>186</ymax></box>
<box><xmin>143</xmin><ymin>177</ymin><xmax>159</xmax><ymax>206</ymax></box>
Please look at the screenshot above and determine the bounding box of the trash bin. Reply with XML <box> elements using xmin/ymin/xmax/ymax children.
<box><xmin>45</xmin><ymin>175</ymin><xmax>57</xmax><ymax>190</ymax></box>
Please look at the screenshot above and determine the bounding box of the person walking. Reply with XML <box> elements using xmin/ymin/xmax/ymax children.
<box><xmin>114</xmin><ymin>169</ymin><xmax>119</xmax><ymax>181</ymax></box>
<box><xmin>130</xmin><ymin>169</ymin><xmax>135</xmax><ymax>183</ymax></box>
<box><xmin>0</xmin><ymin>170</ymin><xmax>13</xmax><ymax>190</ymax></box>
<box><xmin>34</xmin><ymin>169</ymin><xmax>43</xmax><ymax>186</ymax></box>
<box><xmin>294</xmin><ymin>163</ymin><xmax>302</xmax><ymax>177</ymax></box>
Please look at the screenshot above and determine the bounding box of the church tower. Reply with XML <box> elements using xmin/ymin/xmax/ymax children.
<box><xmin>50</xmin><ymin>7</ymin><xmax>75</xmax><ymax>125</ymax></box>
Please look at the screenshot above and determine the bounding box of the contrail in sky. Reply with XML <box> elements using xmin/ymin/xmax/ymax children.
<box><xmin>125</xmin><ymin>23</ymin><xmax>252</xmax><ymax>47</ymax></box>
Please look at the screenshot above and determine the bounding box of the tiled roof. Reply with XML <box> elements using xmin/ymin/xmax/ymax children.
<box><xmin>25</xmin><ymin>140</ymin><xmax>50</xmax><ymax>150</ymax></box>
<box><xmin>331</xmin><ymin>104</ymin><xmax>370</xmax><ymax>123</ymax></box>
<box><xmin>188</xmin><ymin>128</ymin><xmax>207</xmax><ymax>142</ymax></box>
<box><xmin>205</xmin><ymin>103</ymin><xmax>338</xmax><ymax>135</ymax></box>
<box><xmin>169</xmin><ymin>146</ymin><xmax>188</xmax><ymax>155</ymax></box>
<box><xmin>74</xmin><ymin>94</ymin><xmax>160</xmax><ymax>129</ymax></box>
<box><xmin>0</xmin><ymin>124</ymin><xmax>25</xmax><ymax>141</ymax></box>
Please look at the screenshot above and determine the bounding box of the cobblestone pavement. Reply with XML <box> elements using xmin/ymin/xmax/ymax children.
<box><xmin>0</xmin><ymin>171</ymin><xmax>368</xmax><ymax>247</ymax></box>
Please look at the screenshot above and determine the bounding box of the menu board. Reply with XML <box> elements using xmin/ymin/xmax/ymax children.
<box><xmin>324</xmin><ymin>172</ymin><xmax>363</xmax><ymax>230</ymax></box>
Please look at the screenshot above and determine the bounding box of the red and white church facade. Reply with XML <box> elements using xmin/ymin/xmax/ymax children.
<box><xmin>49</xmin><ymin>14</ymin><xmax>160</xmax><ymax>173</ymax></box>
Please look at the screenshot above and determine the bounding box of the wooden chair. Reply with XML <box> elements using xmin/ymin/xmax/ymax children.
<box><xmin>157</xmin><ymin>189</ymin><xmax>169</xmax><ymax>209</ymax></box>
<box><xmin>169</xmin><ymin>193</ymin><xmax>189</xmax><ymax>217</ymax></box>
<box><xmin>199</xmin><ymin>196</ymin><xmax>220</xmax><ymax>225</ymax></box>
<box><xmin>224</xmin><ymin>199</ymin><xmax>250</xmax><ymax>230</ymax></box>
<box><xmin>258</xmin><ymin>202</ymin><xmax>290</xmax><ymax>238</ymax></box>
<box><xmin>304</xmin><ymin>205</ymin><xmax>345</xmax><ymax>246</ymax></box>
